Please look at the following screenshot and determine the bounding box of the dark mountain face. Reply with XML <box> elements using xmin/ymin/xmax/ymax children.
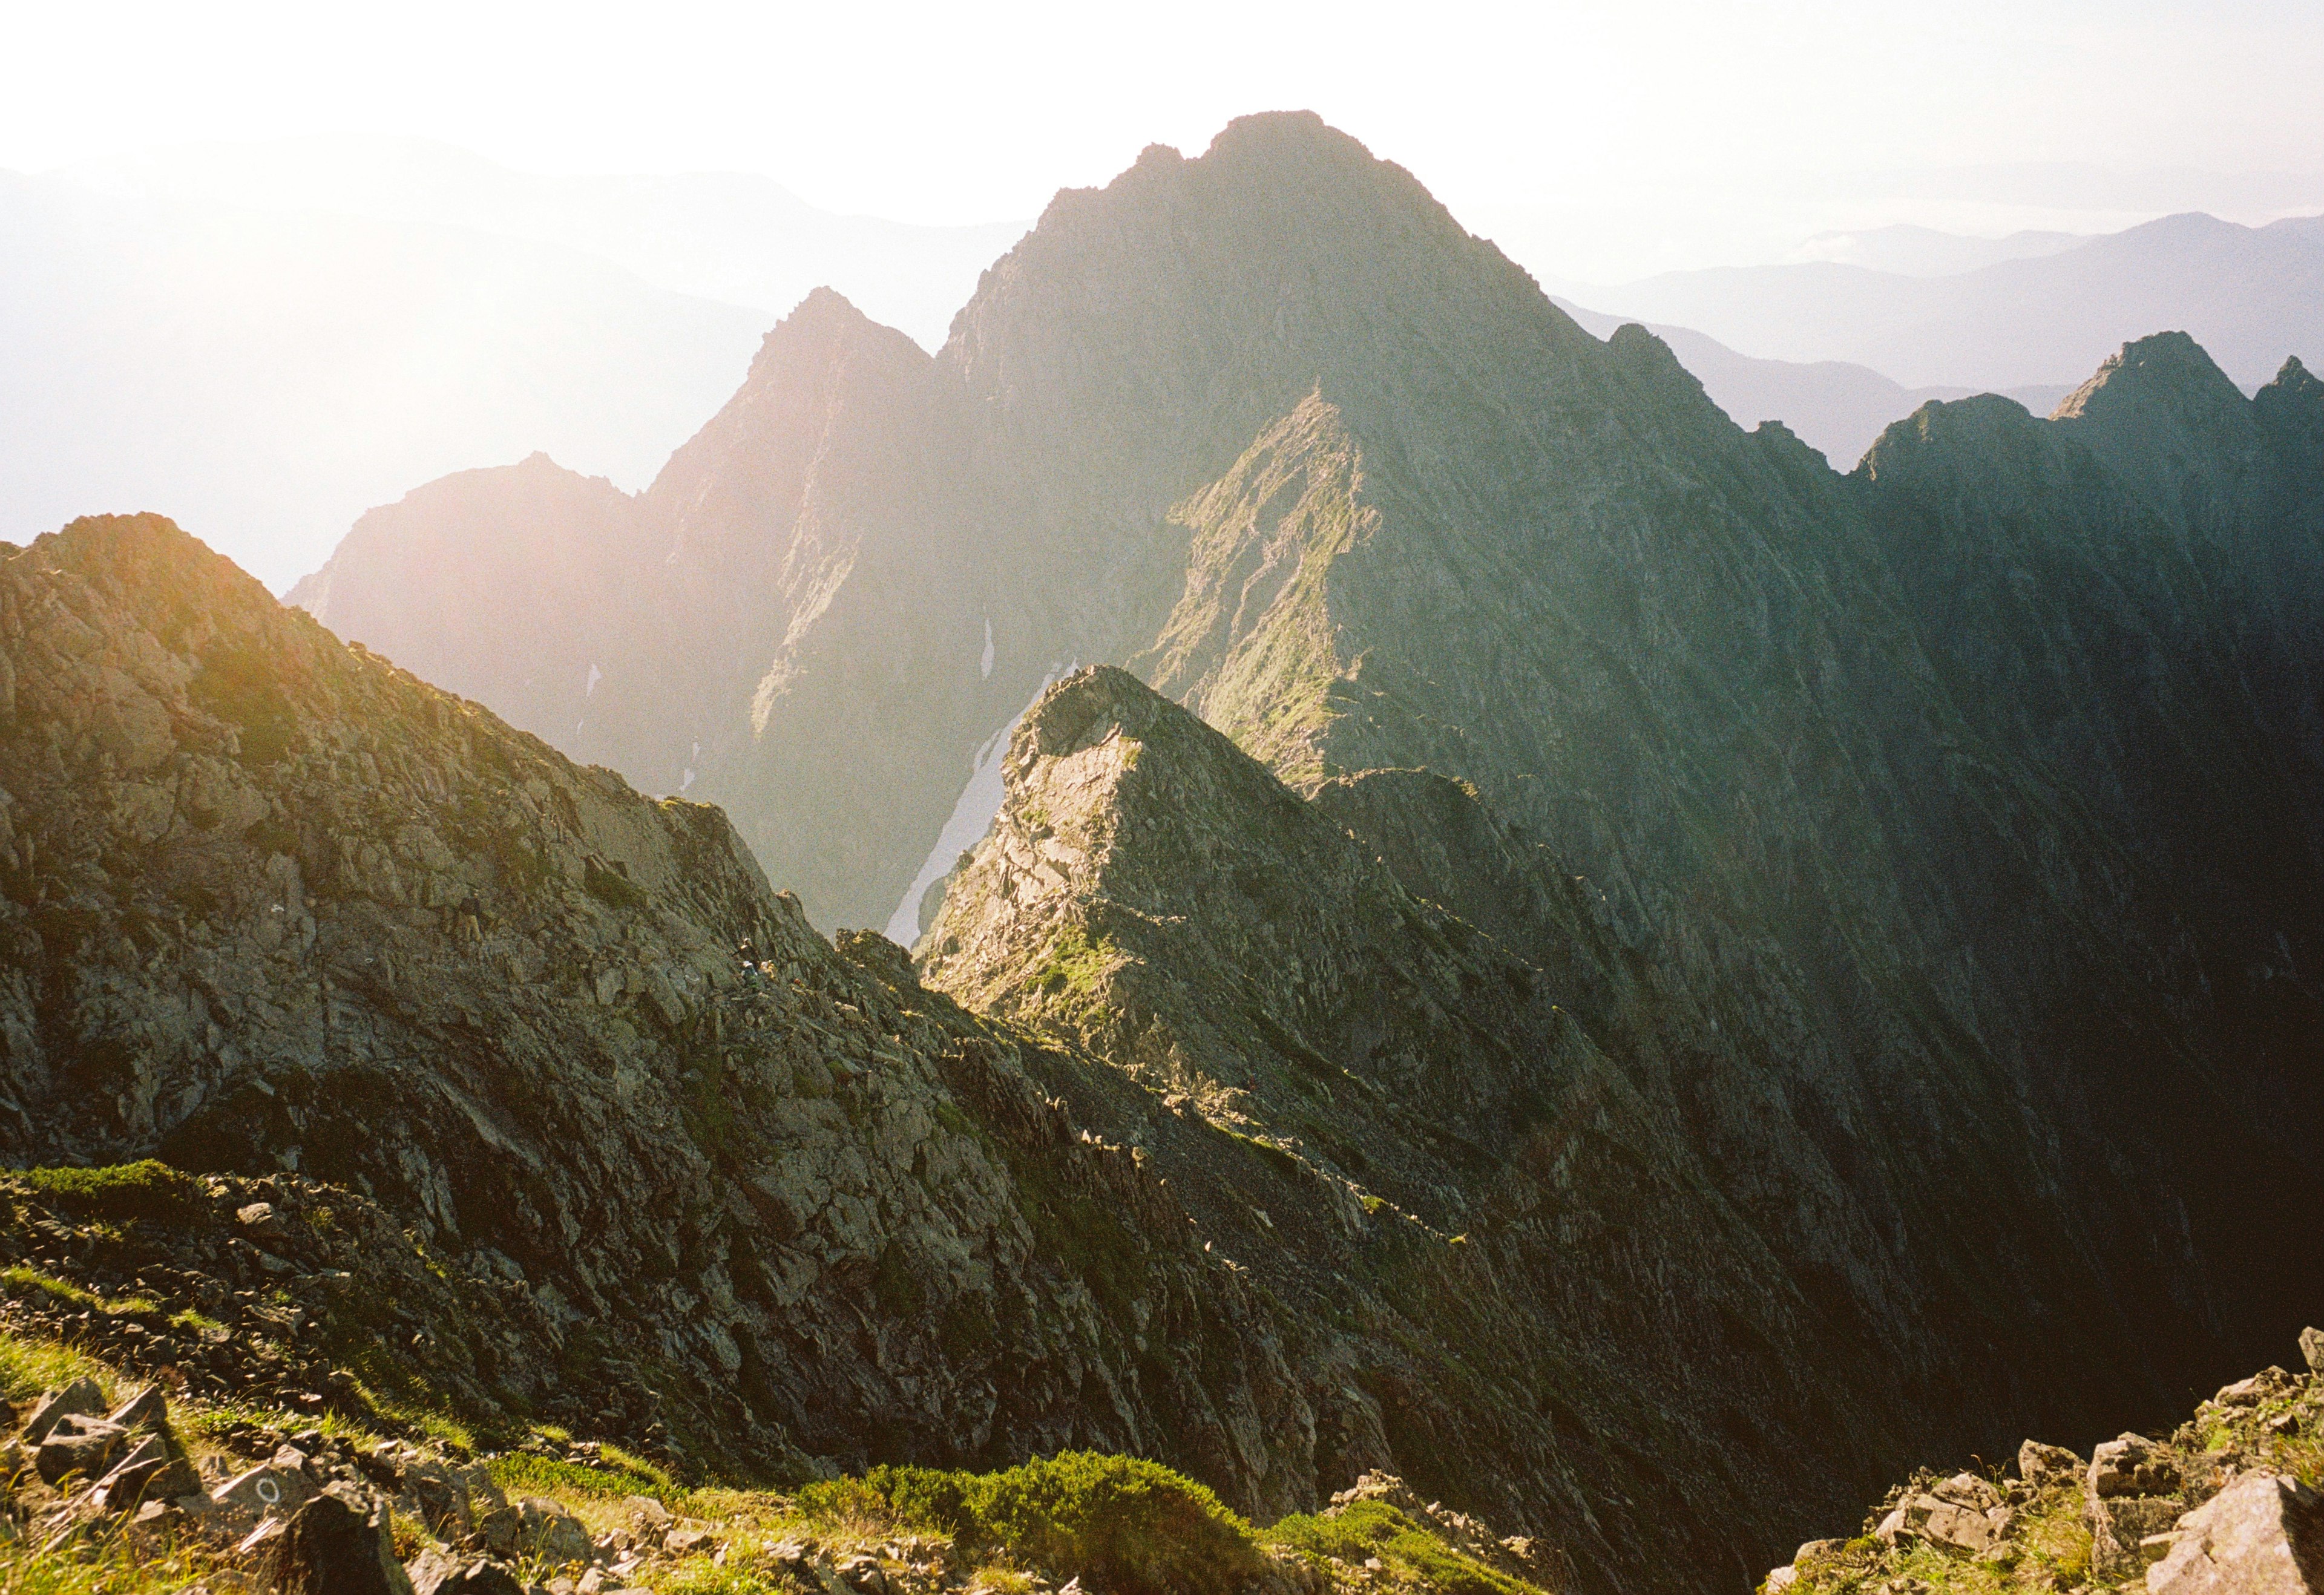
<box><xmin>263</xmin><ymin>113</ymin><xmax>2324</xmax><ymax>1590</ymax></box>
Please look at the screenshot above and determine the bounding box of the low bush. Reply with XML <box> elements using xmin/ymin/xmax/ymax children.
<box><xmin>10</xmin><ymin>1160</ymin><xmax>203</xmax><ymax>1223</ymax></box>
<box><xmin>799</xmin><ymin>1452</ymin><xmax>1263</xmax><ymax>1595</ymax></box>
<box><xmin>489</xmin><ymin>1450</ymin><xmax>686</xmax><ymax>1507</ymax></box>
<box><xmin>1265</xmin><ymin>1499</ymin><xmax>1541</xmax><ymax>1595</ymax></box>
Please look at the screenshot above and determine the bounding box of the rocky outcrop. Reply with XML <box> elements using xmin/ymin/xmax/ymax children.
<box><xmin>1765</xmin><ymin>1330</ymin><xmax>2324</xmax><ymax>1593</ymax></box>
<box><xmin>0</xmin><ymin>516</ymin><xmax>1310</xmax><ymax>1505</ymax></box>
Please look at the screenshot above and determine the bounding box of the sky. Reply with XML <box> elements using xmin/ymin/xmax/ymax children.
<box><xmin>6</xmin><ymin>0</ymin><xmax>2324</xmax><ymax>279</ymax></box>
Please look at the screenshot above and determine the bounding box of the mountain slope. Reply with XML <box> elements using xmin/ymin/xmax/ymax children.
<box><xmin>0</xmin><ymin>515</ymin><xmax>1321</xmax><ymax>1506</ymax></box>
<box><xmin>919</xmin><ymin>666</ymin><xmax>1897</xmax><ymax>1590</ymax></box>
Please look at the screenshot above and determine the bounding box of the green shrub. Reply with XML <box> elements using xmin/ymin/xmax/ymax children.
<box><xmin>658</xmin><ymin>1564</ymin><xmax>784</xmax><ymax>1595</ymax></box>
<box><xmin>11</xmin><ymin>1160</ymin><xmax>202</xmax><ymax>1223</ymax></box>
<box><xmin>1265</xmin><ymin>1499</ymin><xmax>1544</xmax><ymax>1595</ymax></box>
<box><xmin>801</xmin><ymin>1452</ymin><xmax>1262</xmax><ymax>1595</ymax></box>
<box><xmin>488</xmin><ymin>1450</ymin><xmax>685</xmax><ymax>1507</ymax></box>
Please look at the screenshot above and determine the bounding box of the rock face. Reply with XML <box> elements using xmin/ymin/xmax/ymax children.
<box><xmin>2149</xmin><ymin>1473</ymin><xmax>2324</xmax><ymax>1594</ymax></box>
<box><xmin>921</xmin><ymin>667</ymin><xmax>1890</xmax><ymax>1582</ymax></box>
<box><xmin>0</xmin><ymin>516</ymin><xmax>1308</xmax><ymax>1504</ymax></box>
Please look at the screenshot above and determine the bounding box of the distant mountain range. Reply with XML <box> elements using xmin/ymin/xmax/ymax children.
<box><xmin>1551</xmin><ymin>301</ymin><xmax>2072</xmax><ymax>467</ymax></box>
<box><xmin>1783</xmin><ymin>221</ymin><xmax>2086</xmax><ymax>276</ymax></box>
<box><xmin>0</xmin><ymin>140</ymin><xmax>1020</xmax><ymax>588</ymax></box>
<box><xmin>1574</xmin><ymin>211</ymin><xmax>2324</xmax><ymax>389</ymax></box>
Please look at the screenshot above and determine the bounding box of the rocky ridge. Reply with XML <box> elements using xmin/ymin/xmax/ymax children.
<box><xmin>920</xmin><ymin>666</ymin><xmax>1891</xmax><ymax>1587</ymax></box>
<box><xmin>0</xmin><ymin>516</ymin><xmax>1317</xmax><ymax>1506</ymax></box>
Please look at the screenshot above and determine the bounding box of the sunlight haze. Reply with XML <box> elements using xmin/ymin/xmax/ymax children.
<box><xmin>5</xmin><ymin>0</ymin><xmax>2322</xmax><ymax>275</ymax></box>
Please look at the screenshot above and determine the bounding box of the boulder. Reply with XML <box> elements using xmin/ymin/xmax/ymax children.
<box><xmin>273</xmin><ymin>1485</ymin><xmax>415</xmax><ymax>1595</ymax></box>
<box><xmin>2090</xmin><ymin>1493</ymin><xmax>2189</xmax><ymax>1579</ymax></box>
<box><xmin>518</xmin><ymin>1496</ymin><xmax>596</xmax><ymax>1565</ymax></box>
<box><xmin>1929</xmin><ymin>1472</ymin><xmax>2001</xmax><ymax>1510</ymax></box>
<box><xmin>408</xmin><ymin>1550</ymin><xmax>529</xmax><ymax>1595</ymax></box>
<box><xmin>2215</xmin><ymin>1367</ymin><xmax>2300</xmax><ymax>1407</ymax></box>
<box><xmin>1877</xmin><ymin>1491</ymin><xmax>1997</xmax><ymax>1556</ymax></box>
<box><xmin>212</xmin><ymin>1462</ymin><xmax>318</xmax><ymax>1516</ymax></box>
<box><xmin>2300</xmin><ymin>1326</ymin><xmax>2324</xmax><ymax>1376</ymax></box>
<box><xmin>21</xmin><ymin>1377</ymin><xmax>108</xmax><ymax>1443</ymax></box>
<box><xmin>835</xmin><ymin>1555</ymin><xmax>897</xmax><ymax>1595</ymax></box>
<box><xmin>2147</xmin><ymin>1472</ymin><xmax>2324</xmax><ymax>1593</ymax></box>
<box><xmin>2090</xmin><ymin>1432</ymin><xmax>2181</xmax><ymax>1496</ymax></box>
<box><xmin>2018</xmin><ymin>1439</ymin><xmax>2081</xmax><ymax>1487</ymax></box>
<box><xmin>35</xmin><ymin>1414</ymin><xmax>127</xmax><ymax>1485</ymax></box>
<box><xmin>107</xmin><ymin>1384</ymin><xmax>169</xmax><ymax>1433</ymax></box>
<box><xmin>94</xmin><ymin>1435</ymin><xmax>202</xmax><ymax>1508</ymax></box>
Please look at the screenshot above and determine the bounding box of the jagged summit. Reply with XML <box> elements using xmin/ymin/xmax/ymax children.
<box><xmin>2053</xmin><ymin>329</ymin><xmax>2251</xmax><ymax>425</ymax></box>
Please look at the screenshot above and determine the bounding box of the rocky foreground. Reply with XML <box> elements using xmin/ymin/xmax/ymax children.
<box><xmin>1762</xmin><ymin>1330</ymin><xmax>2324</xmax><ymax>1592</ymax></box>
<box><xmin>0</xmin><ymin>1161</ymin><xmax>1554</xmax><ymax>1594</ymax></box>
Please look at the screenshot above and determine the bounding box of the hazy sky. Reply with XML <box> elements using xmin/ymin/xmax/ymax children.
<box><xmin>8</xmin><ymin>0</ymin><xmax>2323</xmax><ymax>277</ymax></box>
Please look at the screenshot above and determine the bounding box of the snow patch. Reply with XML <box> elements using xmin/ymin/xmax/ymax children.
<box><xmin>585</xmin><ymin>663</ymin><xmax>603</xmax><ymax>698</ymax></box>
<box><xmin>885</xmin><ymin>667</ymin><xmax>1068</xmax><ymax>946</ymax></box>
<box><xmin>980</xmin><ymin>618</ymin><xmax>995</xmax><ymax>679</ymax></box>
<box><xmin>680</xmin><ymin>768</ymin><xmax>696</xmax><ymax>793</ymax></box>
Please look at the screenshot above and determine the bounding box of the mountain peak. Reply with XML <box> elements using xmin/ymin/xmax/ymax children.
<box><xmin>28</xmin><ymin>513</ymin><xmax>276</xmax><ymax>627</ymax></box>
<box><xmin>1205</xmin><ymin>107</ymin><xmax>1356</xmax><ymax>159</ymax></box>
<box><xmin>2053</xmin><ymin>330</ymin><xmax>2247</xmax><ymax>423</ymax></box>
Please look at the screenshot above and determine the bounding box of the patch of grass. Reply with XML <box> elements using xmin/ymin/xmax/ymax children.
<box><xmin>657</xmin><ymin>1562</ymin><xmax>786</xmax><ymax>1595</ymax></box>
<box><xmin>1265</xmin><ymin>1499</ymin><xmax>1547</xmax><ymax>1595</ymax></box>
<box><xmin>1029</xmin><ymin>925</ymin><xmax>1114</xmax><ymax>1001</ymax></box>
<box><xmin>488</xmin><ymin>1450</ymin><xmax>686</xmax><ymax>1508</ymax></box>
<box><xmin>0</xmin><ymin>1533</ymin><xmax>225</xmax><ymax>1593</ymax></box>
<box><xmin>800</xmin><ymin>1452</ymin><xmax>1262</xmax><ymax>1595</ymax></box>
<box><xmin>168</xmin><ymin>1308</ymin><xmax>227</xmax><ymax>1337</ymax></box>
<box><xmin>1</xmin><ymin>1266</ymin><xmax>157</xmax><ymax>1315</ymax></box>
<box><xmin>0</xmin><ymin>1329</ymin><xmax>119</xmax><ymax>1406</ymax></box>
<box><xmin>8</xmin><ymin>1159</ymin><xmax>203</xmax><ymax>1224</ymax></box>
<box><xmin>2008</xmin><ymin>1485</ymin><xmax>2093</xmax><ymax>1585</ymax></box>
